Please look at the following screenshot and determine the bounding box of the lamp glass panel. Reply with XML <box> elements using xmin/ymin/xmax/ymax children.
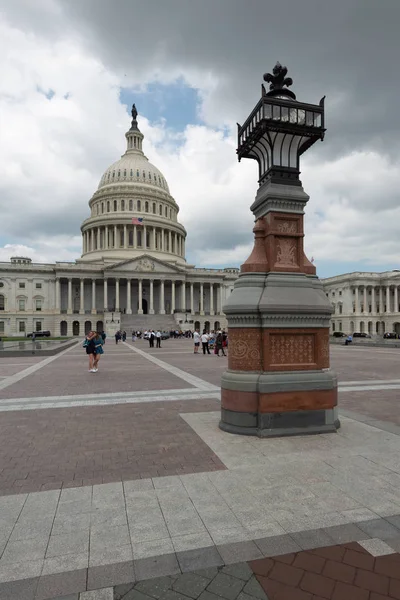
<box><xmin>281</xmin><ymin>106</ymin><xmax>289</xmax><ymax>122</ymax></box>
<box><xmin>298</xmin><ymin>109</ymin><xmax>306</xmax><ymax>125</ymax></box>
<box><xmin>289</xmin><ymin>108</ymin><xmax>298</xmax><ymax>123</ymax></box>
<box><xmin>306</xmin><ymin>111</ymin><xmax>314</xmax><ymax>125</ymax></box>
<box><xmin>264</xmin><ymin>104</ymin><xmax>272</xmax><ymax>119</ymax></box>
<box><xmin>272</xmin><ymin>105</ymin><xmax>280</xmax><ymax>120</ymax></box>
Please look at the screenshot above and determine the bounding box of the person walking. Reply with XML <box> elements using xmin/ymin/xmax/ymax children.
<box><xmin>93</xmin><ymin>332</ymin><xmax>104</xmax><ymax>372</ymax></box>
<box><xmin>122</xmin><ymin>330</ymin><xmax>127</xmax><ymax>342</ymax></box>
<box><xmin>201</xmin><ymin>330</ymin><xmax>210</xmax><ymax>354</ymax></box>
<box><xmin>83</xmin><ymin>330</ymin><xmax>96</xmax><ymax>372</ymax></box>
<box><xmin>115</xmin><ymin>331</ymin><xmax>121</xmax><ymax>344</ymax></box>
<box><xmin>156</xmin><ymin>330</ymin><xmax>162</xmax><ymax>348</ymax></box>
<box><xmin>149</xmin><ymin>330</ymin><xmax>155</xmax><ymax>348</ymax></box>
<box><xmin>101</xmin><ymin>331</ymin><xmax>106</xmax><ymax>344</ymax></box>
<box><xmin>193</xmin><ymin>329</ymin><xmax>201</xmax><ymax>354</ymax></box>
<box><xmin>215</xmin><ymin>330</ymin><xmax>226</xmax><ymax>357</ymax></box>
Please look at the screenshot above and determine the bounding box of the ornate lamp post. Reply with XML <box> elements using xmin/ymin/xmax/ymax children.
<box><xmin>220</xmin><ymin>63</ymin><xmax>339</xmax><ymax>437</ymax></box>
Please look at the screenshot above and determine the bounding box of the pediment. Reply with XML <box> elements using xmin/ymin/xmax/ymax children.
<box><xmin>104</xmin><ymin>254</ymin><xmax>185</xmax><ymax>275</ymax></box>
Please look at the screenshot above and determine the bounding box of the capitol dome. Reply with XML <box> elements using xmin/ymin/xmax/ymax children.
<box><xmin>79</xmin><ymin>104</ymin><xmax>186</xmax><ymax>265</ymax></box>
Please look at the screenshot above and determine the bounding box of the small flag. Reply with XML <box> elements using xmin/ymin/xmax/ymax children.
<box><xmin>132</xmin><ymin>217</ymin><xmax>144</xmax><ymax>226</ymax></box>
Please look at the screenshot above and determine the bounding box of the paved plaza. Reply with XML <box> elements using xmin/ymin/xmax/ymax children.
<box><xmin>1</xmin><ymin>340</ymin><xmax>400</xmax><ymax>598</ymax></box>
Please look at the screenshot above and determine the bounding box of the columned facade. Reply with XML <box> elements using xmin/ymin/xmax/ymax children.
<box><xmin>323</xmin><ymin>274</ymin><xmax>400</xmax><ymax>336</ymax></box>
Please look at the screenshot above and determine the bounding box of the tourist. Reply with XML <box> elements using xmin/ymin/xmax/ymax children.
<box><xmin>345</xmin><ymin>334</ymin><xmax>353</xmax><ymax>346</ymax></box>
<box><xmin>83</xmin><ymin>330</ymin><xmax>96</xmax><ymax>372</ymax></box>
<box><xmin>122</xmin><ymin>330</ymin><xmax>127</xmax><ymax>342</ymax></box>
<box><xmin>201</xmin><ymin>330</ymin><xmax>210</xmax><ymax>355</ymax></box>
<box><xmin>149</xmin><ymin>330</ymin><xmax>155</xmax><ymax>348</ymax></box>
<box><xmin>193</xmin><ymin>329</ymin><xmax>201</xmax><ymax>354</ymax></box>
<box><xmin>93</xmin><ymin>332</ymin><xmax>104</xmax><ymax>372</ymax></box>
<box><xmin>101</xmin><ymin>331</ymin><xmax>106</xmax><ymax>344</ymax></box>
<box><xmin>115</xmin><ymin>330</ymin><xmax>121</xmax><ymax>344</ymax></box>
<box><xmin>215</xmin><ymin>330</ymin><xmax>226</xmax><ymax>357</ymax></box>
<box><xmin>156</xmin><ymin>330</ymin><xmax>162</xmax><ymax>348</ymax></box>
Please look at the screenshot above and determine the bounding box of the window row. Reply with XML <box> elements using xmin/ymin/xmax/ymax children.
<box><xmin>102</xmin><ymin>169</ymin><xmax>167</xmax><ymax>190</ymax></box>
<box><xmin>84</xmin><ymin>228</ymin><xmax>184</xmax><ymax>254</ymax></box>
<box><xmin>0</xmin><ymin>295</ymin><xmax>43</xmax><ymax>311</ymax></box>
<box><xmin>0</xmin><ymin>282</ymin><xmax>43</xmax><ymax>290</ymax></box>
<box><xmin>92</xmin><ymin>199</ymin><xmax>174</xmax><ymax>220</ymax></box>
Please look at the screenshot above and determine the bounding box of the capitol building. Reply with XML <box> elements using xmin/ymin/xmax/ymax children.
<box><xmin>0</xmin><ymin>107</ymin><xmax>239</xmax><ymax>338</ymax></box>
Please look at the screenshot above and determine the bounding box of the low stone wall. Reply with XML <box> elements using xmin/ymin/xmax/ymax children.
<box><xmin>0</xmin><ymin>338</ymin><xmax>77</xmax><ymax>358</ymax></box>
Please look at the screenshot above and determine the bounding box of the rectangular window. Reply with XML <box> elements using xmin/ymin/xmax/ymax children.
<box><xmin>19</xmin><ymin>299</ymin><xmax>25</xmax><ymax>311</ymax></box>
<box><xmin>35</xmin><ymin>321</ymin><xmax>42</xmax><ymax>332</ymax></box>
<box><xmin>19</xmin><ymin>282</ymin><xmax>25</xmax><ymax>289</ymax></box>
<box><xmin>339</xmin><ymin>291</ymin><xmax>342</xmax><ymax>296</ymax></box>
<box><xmin>35</xmin><ymin>283</ymin><xmax>42</xmax><ymax>289</ymax></box>
<box><xmin>35</xmin><ymin>299</ymin><xmax>42</xmax><ymax>311</ymax></box>
<box><xmin>0</xmin><ymin>321</ymin><xmax>4</xmax><ymax>333</ymax></box>
<box><xmin>339</xmin><ymin>305</ymin><xmax>342</xmax><ymax>314</ymax></box>
<box><xmin>339</xmin><ymin>322</ymin><xmax>342</xmax><ymax>331</ymax></box>
<box><xmin>137</xmin><ymin>231</ymin><xmax>142</xmax><ymax>247</ymax></box>
<box><xmin>18</xmin><ymin>321</ymin><xmax>26</xmax><ymax>333</ymax></box>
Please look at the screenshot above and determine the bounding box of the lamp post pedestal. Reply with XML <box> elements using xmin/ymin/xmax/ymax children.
<box><xmin>220</xmin><ymin>64</ymin><xmax>339</xmax><ymax>437</ymax></box>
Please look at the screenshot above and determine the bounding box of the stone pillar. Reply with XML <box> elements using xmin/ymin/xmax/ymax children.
<box><xmin>97</xmin><ymin>228</ymin><xmax>100</xmax><ymax>250</ymax></box>
<box><xmin>152</xmin><ymin>228</ymin><xmax>156</xmax><ymax>250</ymax></box>
<box><xmin>210</xmin><ymin>284</ymin><xmax>214</xmax><ymax>315</ymax></box>
<box><xmin>379</xmin><ymin>287</ymin><xmax>383</xmax><ymax>313</ymax></box>
<box><xmin>79</xmin><ymin>279</ymin><xmax>84</xmax><ymax>314</ymax></box>
<box><xmin>149</xmin><ymin>279</ymin><xmax>154</xmax><ymax>314</ymax></box>
<box><xmin>363</xmin><ymin>287</ymin><xmax>367</xmax><ymax>314</ymax></box>
<box><xmin>138</xmin><ymin>279</ymin><xmax>143</xmax><ymax>314</ymax></box>
<box><xmin>55</xmin><ymin>278</ymin><xmax>60</xmax><ymax>311</ymax></box>
<box><xmin>386</xmin><ymin>285</ymin><xmax>391</xmax><ymax>313</ymax></box>
<box><xmin>371</xmin><ymin>286</ymin><xmax>376</xmax><ymax>314</ymax></box>
<box><xmin>134</xmin><ymin>225</ymin><xmax>137</xmax><ymax>249</ymax></box>
<box><xmin>220</xmin><ymin>168</ymin><xmax>337</xmax><ymax>435</ymax></box>
<box><xmin>143</xmin><ymin>225</ymin><xmax>147</xmax><ymax>249</ymax></box>
<box><xmin>160</xmin><ymin>280</ymin><xmax>165</xmax><ymax>314</ymax></box>
<box><xmin>190</xmin><ymin>283</ymin><xmax>194</xmax><ymax>314</ymax></box>
<box><xmin>103</xmin><ymin>279</ymin><xmax>108</xmax><ymax>311</ymax></box>
<box><xmin>161</xmin><ymin>229</ymin><xmax>164</xmax><ymax>251</ymax></box>
<box><xmin>67</xmin><ymin>278</ymin><xmax>72</xmax><ymax>314</ymax></box>
<box><xmin>354</xmin><ymin>287</ymin><xmax>359</xmax><ymax>314</ymax></box>
<box><xmin>169</xmin><ymin>231</ymin><xmax>172</xmax><ymax>253</ymax></box>
<box><xmin>115</xmin><ymin>279</ymin><xmax>120</xmax><ymax>311</ymax></box>
<box><xmin>217</xmin><ymin>284</ymin><xmax>222</xmax><ymax>314</ymax></box>
<box><xmin>126</xmin><ymin>279</ymin><xmax>132</xmax><ymax>314</ymax></box>
<box><xmin>181</xmin><ymin>282</ymin><xmax>186</xmax><ymax>312</ymax></box>
<box><xmin>124</xmin><ymin>225</ymin><xmax>127</xmax><ymax>249</ymax></box>
<box><xmin>91</xmin><ymin>279</ymin><xmax>96</xmax><ymax>314</ymax></box>
<box><xmin>105</xmin><ymin>226</ymin><xmax>109</xmax><ymax>250</ymax></box>
<box><xmin>395</xmin><ymin>286</ymin><xmax>399</xmax><ymax>313</ymax></box>
<box><xmin>200</xmin><ymin>283</ymin><xmax>204</xmax><ymax>315</ymax></box>
<box><xmin>114</xmin><ymin>225</ymin><xmax>117</xmax><ymax>248</ymax></box>
<box><xmin>171</xmin><ymin>281</ymin><xmax>175</xmax><ymax>313</ymax></box>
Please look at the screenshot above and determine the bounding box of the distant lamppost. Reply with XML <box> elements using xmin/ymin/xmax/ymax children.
<box><xmin>220</xmin><ymin>63</ymin><xmax>338</xmax><ymax>437</ymax></box>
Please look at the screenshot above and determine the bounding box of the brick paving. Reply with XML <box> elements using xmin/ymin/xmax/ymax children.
<box><xmin>1</xmin><ymin>341</ymin><xmax>400</xmax><ymax>598</ymax></box>
<box><xmin>0</xmin><ymin>399</ymin><xmax>224</xmax><ymax>496</ymax></box>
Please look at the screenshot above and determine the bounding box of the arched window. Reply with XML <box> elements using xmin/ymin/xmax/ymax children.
<box><xmin>143</xmin><ymin>171</ymin><xmax>146</xmax><ymax>179</ymax></box>
<box><xmin>114</xmin><ymin>200</ymin><xmax>117</xmax><ymax>211</ymax></box>
<box><xmin>170</xmin><ymin>208</ymin><xmax>172</xmax><ymax>219</ymax></box>
<box><xmin>129</xmin><ymin>200</ymin><xmax>133</xmax><ymax>211</ymax></box>
<box><xmin>137</xmin><ymin>170</ymin><xmax>140</xmax><ymax>177</ymax></box>
<box><xmin>129</xmin><ymin>230</ymin><xmax>134</xmax><ymax>246</ymax></box>
<box><xmin>148</xmin><ymin>171</ymin><xmax>151</xmax><ymax>179</ymax></box>
<box><xmin>145</xmin><ymin>201</ymin><xmax>149</xmax><ymax>213</ymax></box>
<box><xmin>146</xmin><ymin>231</ymin><xmax>150</xmax><ymax>248</ymax></box>
<box><xmin>137</xmin><ymin>230</ymin><xmax>142</xmax><ymax>247</ymax></box>
<box><xmin>0</xmin><ymin>294</ymin><xmax>4</xmax><ymax>311</ymax></box>
<box><xmin>159</xmin><ymin>204</ymin><xmax>162</xmax><ymax>216</ymax></box>
<box><xmin>121</xmin><ymin>199</ymin><xmax>125</xmax><ymax>211</ymax></box>
<box><xmin>152</xmin><ymin>202</ymin><xmax>156</xmax><ymax>214</ymax></box>
<box><xmin>107</xmin><ymin>173</ymin><xmax>110</xmax><ymax>181</ymax></box>
<box><xmin>137</xmin><ymin>200</ymin><xmax>141</xmax><ymax>211</ymax></box>
<box><xmin>130</xmin><ymin>169</ymin><xmax>133</xmax><ymax>177</ymax></box>
<box><xmin>118</xmin><ymin>170</ymin><xmax>121</xmax><ymax>177</ymax></box>
<box><xmin>165</xmin><ymin>206</ymin><xmax>168</xmax><ymax>217</ymax></box>
<box><xmin>123</xmin><ymin>169</ymin><xmax>126</xmax><ymax>177</ymax></box>
<box><xmin>96</xmin><ymin>205</ymin><xmax>98</xmax><ymax>215</ymax></box>
<box><xmin>112</xmin><ymin>171</ymin><xmax>115</xmax><ymax>178</ymax></box>
<box><xmin>107</xmin><ymin>201</ymin><xmax>110</xmax><ymax>212</ymax></box>
<box><xmin>101</xmin><ymin>202</ymin><xmax>104</xmax><ymax>213</ymax></box>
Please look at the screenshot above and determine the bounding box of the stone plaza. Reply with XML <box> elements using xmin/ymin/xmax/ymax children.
<box><xmin>1</xmin><ymin>339</ymin><xmax>400</xmax><ymax>598</ymax></box>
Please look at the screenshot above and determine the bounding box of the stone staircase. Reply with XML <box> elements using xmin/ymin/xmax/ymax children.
<box><xmin>120</xmin><ymin>313</ymin><xmax>178</xmax><ymax>332</ymax></box>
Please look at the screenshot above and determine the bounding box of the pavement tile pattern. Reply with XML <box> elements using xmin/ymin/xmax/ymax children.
<box><xmin>2</xmin><ymin>341</ymin><xmax>400</xmax><ymax>599</ymax></box>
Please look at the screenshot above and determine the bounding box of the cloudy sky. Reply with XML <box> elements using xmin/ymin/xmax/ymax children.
<box><xmin>1</xmin><ymin>0</ymin><xmax>399</xmax><ymax>278</ymax></box>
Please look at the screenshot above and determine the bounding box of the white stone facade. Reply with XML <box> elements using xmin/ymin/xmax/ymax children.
<box><xmin>322</xmin><ymin>271</ymin><xmax>400</xmax><ymax>335</ymax></box>
<box><xmin>0</xmin><ymin>110</ymin><xmax>238</xmax><ymax>337</ymax></box>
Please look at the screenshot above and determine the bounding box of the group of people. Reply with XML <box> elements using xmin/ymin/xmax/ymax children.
<box><xmin>194</xmin><ymin>329</ymin><xmax>227</xmax><ymax>356</ymax></box>
<box><xmin>83</xmin><ymin>331</ymin><xmax>105</xmax><ymax>372</ymax></box>
<box><xmin>115</xmin><ymin>330</ymin><xmax>127</xmax><ymax>343</ymax></box>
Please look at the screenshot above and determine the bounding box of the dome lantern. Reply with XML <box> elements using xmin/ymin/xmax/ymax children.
<box><xmin>125</xmin><ymin>103</ymin><xmax>144</xmax><ymax>155</ymax></box>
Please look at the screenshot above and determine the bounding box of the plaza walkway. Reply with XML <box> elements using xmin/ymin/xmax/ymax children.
<box><xmin>0</xmin><ymin>339</ymin><xmax>400</xmax><ymax>598</ymax></box>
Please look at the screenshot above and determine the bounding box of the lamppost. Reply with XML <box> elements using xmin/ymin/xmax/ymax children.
<box><xmin>220</xmin><ymin>63</ymin><xmax>338</xmax><ymax>437</ymax></box>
